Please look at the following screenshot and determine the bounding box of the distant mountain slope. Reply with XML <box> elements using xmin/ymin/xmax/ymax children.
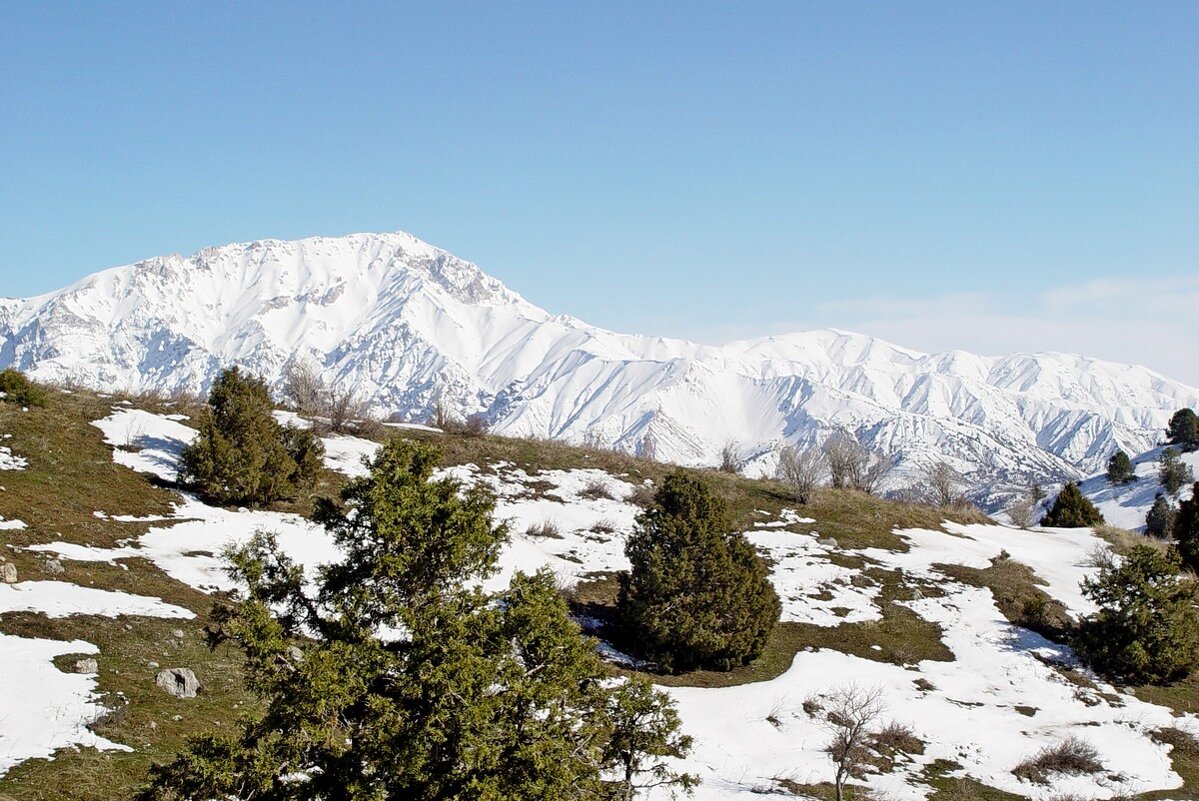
<box><xmin>2</xmin><ymin>230</ymin><xmax>1196</xmax><ymax>497</ymax></box>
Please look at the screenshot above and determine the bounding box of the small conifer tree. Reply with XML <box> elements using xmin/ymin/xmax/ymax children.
<box><xmin>141</xmin><ymin>439</ymin><xmax>695</xmax><ymax>800</ymax></box>
<box><xmin>1075</xmin><ymin>545</ymin><xmax>1199</xmax><ymax>684</ymax></box>
<box><xmin>1145</xmin><ymin>493</ymin><xmax>1177</xmax><ymax>539</ymax></box>
<box><xmin>1040</xmin><ymin>482</ymin><xmax>1104</xmax><ymax>528</ymax></box>
<box><xmin>0</xmin><ymin>368</ymin><xmax>47</xmax><ymax>407</ymax></box>
<box><xmin>1174</xmin><ymin>484</ymin><xmax>1199</xmax><ymax>574</ymax></box>
<box><xmin>617</xmin><ymin>471</ymin><xmax>781</xmax><ymax>673</ymax></box>
<box><xmin>1167</xmin><ymin>408</ymin><xmax>1199</xmax><ymax>451</ymax></box>
<box><xmin>1106</xmin><ymin>450</ymin><xmax>1136</xmax><ymax>485</ymax></box>
<box><xmin>179</xmin><ymin>367</ymin><xmax>323</xmax><ymax>506</ymax></box>
<box><xmin>1159</xmin><ymin>447</ymin><xmax>1194</xmax><ymax>496</ymax></box>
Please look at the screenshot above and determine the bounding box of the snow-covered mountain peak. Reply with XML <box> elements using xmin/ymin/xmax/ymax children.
<box><xmin>2</xmin><ymin>230</ymin><xmax>1196</xmax><ymax>504</ymax></box>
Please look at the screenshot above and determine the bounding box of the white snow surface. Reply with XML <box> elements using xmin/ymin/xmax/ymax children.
<box><xmin>0</xmin><ymin>634</ymin><xmax>132</xmax><ymax>775</ymax></box>
<box><xmin>0</xmin><ymin>580</ymin><xmax>193</xmax><ymax>619</ymax></box>
<box><xmin>1081</xmin><ymin>445</ymin><xmax>1198</xmax><ymax>532</ymax></box>
<box><xmin>7</xmin><ymin>407</ymin><xmax>1194</xmax><ymax>797</ymax></box>
<box><xmin>0</xmin><ymin>444</ymin><xmax>26</xmax><ymax>471</ymax></box>
<box><xmin>5</xmin><ymin>231</ymin><xmax>1197</xmax><ymax>499</ymax></box>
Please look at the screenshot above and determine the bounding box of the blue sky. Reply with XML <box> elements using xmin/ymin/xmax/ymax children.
<box><xmin>2</xmin><ymin>3</ymin><xmax>1197</xmax><ymax>382</ymax></box>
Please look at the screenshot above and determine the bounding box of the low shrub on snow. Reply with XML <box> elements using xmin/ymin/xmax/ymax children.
<box><xmin>1012</xmin><ymin>736</ymin><xmax>1102</xmax><ymax>783</ymax></box>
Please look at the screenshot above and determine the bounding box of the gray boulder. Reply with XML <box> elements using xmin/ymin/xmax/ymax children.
<box><xmin>1</xmin><ymin>563</ymin><xmax>16</xmax><ymax>583</ymax></box>
<box><xmin>73</xmin><ymin>658</ymin><xmax>98</xmax><ymax>674</ymax></box>
<box><xmin>155</xmin><ymin>667</ymin><xmax>201</xmax><ymax>698</ymax></box>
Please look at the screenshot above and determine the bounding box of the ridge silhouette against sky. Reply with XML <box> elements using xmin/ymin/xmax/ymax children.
<box><xmin>1</xmin><ymin>3</ymin><xmax>1195</xmax><ymax>381</ymax></box>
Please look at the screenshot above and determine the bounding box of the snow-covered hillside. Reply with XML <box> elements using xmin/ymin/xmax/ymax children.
<box><xmin>1080</xmin><ymin>445</ymin><xmax>1198</xmax><ymax>532</ymax></box>
<box><xmin>6</xmin><ymin>405</ymin><xmax>1194</xmax><ymax>800</ymax></box>
<box><xmin>3</xmin><ymin>231</ymin><xmax>1196</xmax><ymax>497</ymax></box>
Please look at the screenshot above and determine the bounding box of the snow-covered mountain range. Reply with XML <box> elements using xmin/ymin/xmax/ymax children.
<box><xmin>2</xmin><ymin>231</ymin><xmax>1196</xmax><ymax>499</ymax></box>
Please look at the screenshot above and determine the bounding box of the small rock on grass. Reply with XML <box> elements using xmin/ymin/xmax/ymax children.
<box><xmin>155</xmin><ymin>667</ymin><xmax>201</xmax><ymax>699</ymax></box>
<box><xmin>74</xmin><ymin>658</ymin><xmax>98</xmax><ymax>673</ymax></box>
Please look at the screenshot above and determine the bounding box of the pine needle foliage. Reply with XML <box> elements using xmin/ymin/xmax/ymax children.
<box><xmin>1167</xmin><ymin>408</ymin><xmax>1199</xmax><ymax>451</ymax></box>
<box><xmin>0</xmin><ymin>367</ymin><xmax>47</xmax><ymax>407</ymax></box>
<box><xmin>1039</xmin><ymin>482</ymin><xmax>1104</xmax><ymax>528</ymax></box>
<box><xmin>179</xmin><ymin>367</ymin><xmax>323</xmax><ymax>506</ymax></box>
<box><xmin>1174</xmin><ymin>484</ymin><xmax>1199</xmax><ymax>573</ymax></box>
<box><xmin>1075</xmin><ymin>545</ymin><xmax>1199</xmax><ymax>684</ymax></box>
<box><xmin>140</xmin><ymin>438</ymin><xmax>694</xmax><ymax>801</ymax></box>
<box><xmin>1105</xmin><ymin>450</ymin><xmax>1136</xmax><ymax>485</ymax></box>
<box><xmin>617</xmin><ymin>471</ymin><xmax>781</xmax><ymax>673</ymax></box>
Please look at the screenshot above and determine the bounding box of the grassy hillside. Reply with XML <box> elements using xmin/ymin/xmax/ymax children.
<box><xmin>0</xmin><ymin>386</ymin><xmax>1194</xmax><ymax>801</ymax></box>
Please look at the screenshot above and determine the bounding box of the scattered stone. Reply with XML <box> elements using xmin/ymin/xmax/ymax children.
<box><xmin>817</xmin><ymin>537</ymin><xmax>839</xmax><ymax>549</ymax></box>
<box><xmin>42</xmin><ymin>558</ymin><xmax>65</xmax><ymax>576</ymax></box>
<box><xmin>171</xmin><ymin>715</ymin><xmax>183</xmax><ymax>722</ymax></box>
<box><xmin>148</xmin><ymin>661</ymin><xmax>160</xmax><ymax>669</ymax></box>
<box><xmin>74</xmin><ymin>658</ymin><xmax>98</xmax><ymax>674</ymax></box>
<box><xmin>147</xmin><ymin>721</ymin><xmax>157</xmax><ymax>730</ymax></box>
<box><xmin>155</xmin><ymin>667</ymin><xmax>201</xmax><ymax>699</ymax></box>
<box><xmin>287</xmin><ymin>645</ymin><xmax>304</xmax><ymax>663</ymax></box>
<box><xmin>1</xmin><ymin>563</ymin><xmax>17</xmax><ymax>583</ymax></box>
<box><xmin>172</xmin><ymin>628</ymin><xmax>186</xmax><ymax>640</ymax></box>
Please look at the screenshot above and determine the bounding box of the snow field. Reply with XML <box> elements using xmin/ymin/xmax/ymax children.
<box><xmin>0</xmin><ymin>634</ymin><xmax>132</xmax><ymax>775</ymax></box>
<box><xmin>9</xmin><ymin>407</ymin><xmax>1197</xmax><ymax>798</ymax></box>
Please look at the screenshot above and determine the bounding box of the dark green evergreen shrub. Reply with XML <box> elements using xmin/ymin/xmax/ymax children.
<box><xmin>1174</xmin><ymin>484</ymin><xmax>1199</xmax><ymax>573</ymax></box>
<box><xmin>1159</xmin><ymin>447</ymin><xmax>1194</xmax><ymax>495</ymax></box>
<box><xmin>139</xmin><ymin>439</ymin><xmax>693</xmax><ymax>801</ymax></box>
<box><xmin>0</xmin><ymin>368</ymin><xmax>47</xmax><ymax>407</ymax></box>
<box><xmin>1167</xmin><ymin>408</ymin><xmax>1199</xmax><ymax>451</ymax></box>
<box><xmin>617</xmin><ymin>471</ymin><xmax>781</xmax><ymax>673</ymax></box>
<box><xmin>1105</xmin><ymin>450</ymin><xmax>1136</xmax><ymax>485</ymax></box>
<box><xmin>179</xmin><ymin>367</ymin><xmax>323</xmax><ymax>506</ymax></box>
<box><xmin>1039</xmin><ymin>482</ymin><xmax>1104</xmax><ymax>528</ymax></box>
<box><xmin>1145</xmin><ymin>493</ymin><xmax>1177</xmax><ymax>539</ymax></box>
<box><xmin>1074</xmin><ymin>545</ymin><xmax>1199</xmax><ymax>684</ymax></box>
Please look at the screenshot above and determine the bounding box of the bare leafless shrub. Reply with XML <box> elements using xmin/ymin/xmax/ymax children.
<box><xmin>719</xmin><ymin>441</ymin><xmax>741</xmax><ymax>474</ymax></box>
<box><xmin>921</xmin><ymin>461</ymin><xmax>965</xmax><ymax>507</ymax></box>
<box><xmin>579</xmin><ymin>478</ymin><xmax>614</xmax><ymax>500</ymax></box>
<box><xmin>325</xmin><ymin>384</ymin><xmax>365</xmax><ymax>434</ymax></box>
<box><xmin>427</xmin><ymin>392</ymin><xmax>459</xmax><ymax>431</ymax></box>
<box><xmin>591</xmin><ymin>519</ymin><xmax>617</xmax><ymax>536</ymax></box>
<box><xmin>1007</xmin><ymin>493</ymin><xmax>1036</xmax><ymax>528</ymax></box>
<box><xmin>1012</xmin><ymin>736</ymin><xmax>1102</xmax><ymax>783</ymax></box>
<box><xmin>461</xmin><ymin>412</ymin><xmax>489</xmax><ymax>437</ymax></box>
<box><xmin>525</xmin><ymin>520</ymin><xmax>562</xmax><ymax>540</ymax></box>
<box><xmin>283</xmin><ymin>360</ymin><xmax>327</xmax><ymax>415</ymax></box>
<box><xmin>824</xmin><ymin>432</ymin><xmax>893</xmax><ymax>495</ymax></box>
<box><xmin>821</xmin><ymin>685</ymin><xmax>885</xmax><ymax>801</ymax></box>
<box><xmin>776</xmin><ymin>445</ymin><xmax>826</xmax><ymax>504</ymax></box>
<box><xmin>870</xmin><ymin>721</ymin><xmax>922</xmax><ymax>755</ymax></box>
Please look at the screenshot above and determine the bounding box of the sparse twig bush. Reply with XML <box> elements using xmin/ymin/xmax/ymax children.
<box><xmin>1012</xmin><ymin>736</ymin><xmax>1102</xmax><ymax>783</ymax></box>
<box><xmin>719</xmin><ymin>441</ymin><xmax>741</xmax><ymax>474</ymax></box>
<box><xmin>579</xmin><ymin>478</ymin><xmax>614</xmax><ymax>500</ymax></box>
<box><xmin>821</xmin><ymin>684</ymin><xmax>885</xmax><ymax>801</ymax></box>
<box><xmin>525</xmin><ymin>520</ymin><xmax>562</xmax><ymax>540</ymax></box>
<box><xmin>824</xmin><ymin>432</ymin><xmax>893</xmax><ymax>495</ymax></box>
<box><xmin>776</xmin><ymin>445</ymin><xmax>826</xmax><ymax>504</ymax></box>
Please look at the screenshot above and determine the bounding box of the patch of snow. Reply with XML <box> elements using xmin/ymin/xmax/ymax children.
<box><xmin>867</xmin><ymin>522</ymin><xmax>1105</xmax><ymax>616</ymax></box>
<box><xmin>0</xmin><ymin>445</ymin><xmax>27</xmax><ymax>470</ymax></box>
<box><xmin>91</xmin><ymin>408</ymin><xmax>197</xmax><ymax>482</ymax></box>
<box><xmin>321</xmin><ymin>434</ymin><xmax>381</xmax><ymax>478</ymax></box>
<box><xmin>0</xmin><ymin>633</ymin><xmax>132</xmax><ymax>776</ymax></box>
<box><xmin>0</xmin><ymin>580</ymin><xmax>193</xmax><ymax>619</ymax></box>
<box><xmin>0</xmin><ymin>516</ymin><xmax>27</xmax><ymax>531</ymax></box>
